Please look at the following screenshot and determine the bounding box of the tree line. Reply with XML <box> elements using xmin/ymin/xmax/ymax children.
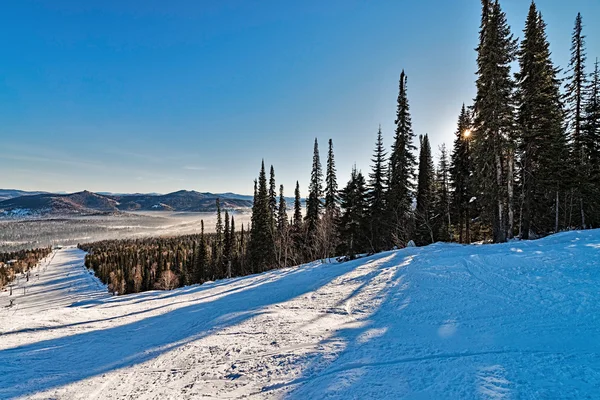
<box><xmin>246</xmin><ymin>0</ymin><xmax>600</xmax><ymax>270</ymax></box>
<box><xmin>80</xmin><ymin>0</ymin><xmax>600</xmax><ymax>294</ymax></box>
<box><xmin>0</xmin><ymin>247</ymin><xmax>52</xmax><ymax>288</ymax></box>
<box><xmin>79</xmin><ymin>199</ymin><xmax>252</xmax><ymax>294</ymax></box>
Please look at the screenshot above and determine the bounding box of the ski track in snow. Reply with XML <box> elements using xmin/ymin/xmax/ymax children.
<box><xmin>1</xmin><ymin>230</ymin><xmax>600</xmax><ymax>399</ymax></box>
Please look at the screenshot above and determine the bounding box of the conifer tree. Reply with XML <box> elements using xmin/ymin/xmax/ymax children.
<box><xmin>325</xmin><ymin>139</ymin><xmax>339</xmax><ymax>213</ymax></box>
<box><xmin>214</xmin><ymin>198</ymin><xmax>223</xmax><ymax>269</ymax></box>
<box><xmin>338</xmin><ymin>167</ymin><xmax>369</xmax><ymax>259</ymax></box>
<box><xmin>472</xmin><ymin>0</ymin><xmax>517</xmax><ymax>242</ymax></box>
<box><xmin>269</xmin><ymin>165</ymin><xmax>277</xmax><ymax>229</ymax></box>
<box><xmin>223</xmin><ymin>210</ymin><xmax>231</xmax><ymax>277</ymax></box>
<box><xmin>277</xmin><ymin>184</ymin><xmax>290</xmax><ymax>267</ymax></box>
<box><xmin>450</xmin><ymin>104</ymin><xmax>473</xmax><ymax>243</ymax></box>
<box><xmin>368</xmin><ymin>125</ymin><xmax>388</xmax><ymax>252</ymax></box>
<box><xmin>306</xmin><ymin>138</ymin><xmax>323</xmax><ymax>242</ymax></box>
<box><xmin>249</xmin><ymin>161</ymin><xmax>275</xmax><ymax>272</ymax></box>
<box><xmin>434</xmin><ymin>144</ymin><xmax>451</xmax><ymax>242</ymax></box>
<box><xmin>292</xmin><ymin>180</ymin><xmax>304</xmax><ymax>264</ymax></box>
<box><xmin>515</xmin><ymin>4</ymin><xmax>567</xmax><ymax>238</ymax></box>
<box><xmin>387</xmin><ymin>70</ymin><xmax>417</xmax><ymax>246</ymax></box>
<box><xmin>323</xmin><ymin>139</ymin><xmax>339</xmax><ymax>258</ymax></box>
<box><xmin>195</xmin><ymin>220</ymin><xmax>207</xmax><ymax>283</ymax></box>
<box><xmin>415</xmin><ymin>134</ymin><xmax>435</xmax><ymax>245</ymax></box>
<box><xmin>583</xmin><ymin>59</ymin><xmax>600</xmax><ymax>227</ymax></box>
<box><xmin>565</xmin><ymin>13</ymin><xmax>589</xmax><ymax>229</ymax></box>
<box><xmin>277</xmin><ymin>184</ymin><xmax>288</xmax><ymax>233</ymax></box>
<box><xmin>293</xmin><ymin>181</ymin><xmax>303</xmax><ymax>228</ymax></box>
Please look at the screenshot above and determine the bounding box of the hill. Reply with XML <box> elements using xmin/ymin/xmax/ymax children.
<box><xmin>0</xmin><ymin>190</ymin><xmax>253</xmax><ymax>217</ymax></box>
<box><xmin>111</xmin><ymin>190</ymin><xmax>252</xmax><ymax>212</ymax></box>
<box><xmin>1</xmin><ymin>230</ymin><xmax>599</xmax><ymax>398</ymax></box>
<box><xmin>0</xmin><ymin>189</ymin><xmax>49</xmax><ymax>202</ymax></box>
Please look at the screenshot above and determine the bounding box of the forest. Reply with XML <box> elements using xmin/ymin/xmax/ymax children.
<box><xmin>81</xmin><ymin>0</ymin><xmax>599</xmax><ymax>295</ymax></box>
<box><xmin>0</xmin><ymin>247</ymin><xmax>52</xmax><ymax>289</ymax></box>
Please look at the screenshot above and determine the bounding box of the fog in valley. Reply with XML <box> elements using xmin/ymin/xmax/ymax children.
<box><xmin>0</xmin><ymin>210</ymin><xmax>252</xmax><ymax>252</ymax></box>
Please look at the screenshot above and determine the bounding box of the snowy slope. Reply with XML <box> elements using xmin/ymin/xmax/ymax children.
<box><xmin>1</xmin><ymin>231</ymin><xmax>600</xmax><ymax>399</ymax></box>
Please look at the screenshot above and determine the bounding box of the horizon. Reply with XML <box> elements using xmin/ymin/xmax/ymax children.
<box><xmin>1</xmin><ymin>0</ymin><xmax>599</xmax><ymax>195</ymax></box>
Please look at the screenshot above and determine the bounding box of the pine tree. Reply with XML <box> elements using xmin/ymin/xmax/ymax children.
<box><xmin>472</xmin><ymin>0</ymin><xmax>517</xmax><ymax>243</ymax></box>
<box><xmin>277</xmin><ymin>184</ymin><xmax>290</xmax><ymax>267</ymax></box>
<box><xmin>387</xmin><ymin>70</ymin><xmax>417</xmax><ymax>246</ymax></box>
<box><xmin>223</xmin><ymin>210</ymin><xmax>231</xmax><ymax>277</ymax></box>
<box><xmin>338</xmin><ymin>167</ymin><xmax>369</xmax><ymax>259</ymax></box>
<box><xmin>305</xmin><ymin>138</ymin><xmax>323</xmax><ymax>243</ymax></box>
<box><xmin>195</xmin><ymin>220</ymin><xmax>207</xmax><ymax>283</ymax></box>
<box><xmin>277</xmin><ymin>184</ymin><xmax>288</xmax><ymax>233</ymax></box>
<box><xmin>434</xmin><ymin>144</ymin><xmax>451</xmax><ymax>242</ymax></box>
<box><xmin>450</xmin><ymin>104</ymin><xmax>473</xmax><ymax>243</ymax></box>
<box><xmin>583</xmin><ymin>59</ymin><xmax>600</xmax><ymax>227</ymax></box>
<box><xmin>515</xmin><ymin>4</ymin><xmax>567</xmax><ymax>238</ymax></box>
<box><xmin>415</xmin><ymin>134</ymin><xmax>435</xmax><ymax>245</ymax></box>
<box><xmin>249</xmin><ymin>161</ymin><xmax>276</xmax><ymax>272</ymax></box>
<box><xmin>325</xmin><ymin>139</ymin><xmax>339</xmax><ymax>213</ymax></box>
<box><xmin>323</xmin><ymin>139</ymin><xmax>339</xmax><ymax>258</ymax></box>
<box><xmin>292</xmin><ymin>180</ymin><xmax>304</xmax><ymax>264</ymax></box>
<box><xmin>293</xmin><ymin>181</ymin><xmax>303</xmax><ymax>228</ymax></box>
<box><xmin>565</xmin><ymin>13</ymin><xmax>589</xmax><ymax>229</ymax></box>
<box><xmin>368</xmin><ymin>125</ymin><xmax>388</xmax><ymax>252</ymax></box>
<box><xmin>268</xmin><ymin>165</ymin><xmax>277</xmax><ymax>229</ymax></box>
<box><xmin>214</xmin><ymin>198</ymin><xmax>223</xmax><ymax>269</ymax></box>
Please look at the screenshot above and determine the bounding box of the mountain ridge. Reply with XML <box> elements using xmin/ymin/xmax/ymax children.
<box><xmin>0</xmin><ymin>190</ymin><xmax>253</xmax><ymax>217</ymax></box>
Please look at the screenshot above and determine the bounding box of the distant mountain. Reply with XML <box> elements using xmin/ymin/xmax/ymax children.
<box><xmin>0</xmin><ymin>191</ymin><xmax>119</xmax><ymax>217</ymax></box>
<box><xmin>0</xmin><ymin>190</ymin><xmax>253</xmax><ymax>217</ymax></box>
<box><xmin>110</xmin><ymin>190</ymin><xmax>252</xmax><ymax>212</ymax></box>
<box><xmin>0</xmin><ymin>189</ymin><xmax>49</xmax><ymax>202</ymax></box>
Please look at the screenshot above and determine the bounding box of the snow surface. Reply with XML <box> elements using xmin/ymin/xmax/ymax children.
<box><xmin>1</xmin><ymin>231</ymin><xmax>600</xmax><ymax>399</ymax></box>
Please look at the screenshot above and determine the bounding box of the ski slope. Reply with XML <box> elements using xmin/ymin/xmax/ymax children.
<box><xmin>1</xmin><ymin>231</ymin><xmax>600</xmax><ymax>399</ymax></box>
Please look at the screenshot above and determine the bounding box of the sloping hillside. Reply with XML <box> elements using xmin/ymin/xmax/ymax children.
<box><xmin>112</xmin><ymin>190</ymin><xmax>252</xmax><ymax>211</ymax></box>
<box><xmin>0</xmin><ymin>191</ymin><xmax>119</xmax><ymax>217</ymax></box>
<box><xmin>0</xmin><ymin>190</ymin><xmax>253</xmax><ymax>217</ymax></box>
<box><xmin>1</xmin><ymin>231</ymin><xmax>599</xmax><ymax>399</ymax></box>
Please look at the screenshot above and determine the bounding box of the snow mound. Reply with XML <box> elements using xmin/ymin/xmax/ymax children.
<box><xmin>1</xmin><ymin>230</ymin><xmax>600</xmax><ymax>399</ymax></box>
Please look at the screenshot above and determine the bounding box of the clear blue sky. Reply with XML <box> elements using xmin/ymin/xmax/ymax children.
<box><xmin>1</xmin><ymin>0</ymin><xmax>598</xmax><ymax>195</ymax></box>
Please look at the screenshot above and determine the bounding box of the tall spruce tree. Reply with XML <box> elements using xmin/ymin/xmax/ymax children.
<box><xmin>338</xmin><ymin>167</ymin><xmax>369</xmax><ymax>259</ymax></box>
<box><xmin>306</xmin><ymin>138</ymin><xmax>323</xmax><ymax>237</ymax></box>
<box><xmin>214</xmin><ymin>198</ymin><xmax>224</xmax><ymax>269</ymax></box>
<box><xmin>565</xmin><ymin>13</ymin><xmax>589</xmax><ymax>229</ymax></box>
<box><xmin>325</xmin><ymin>139</ymin><xmax>339</xmax><ymax>213</ymax></box>
<box><xmin>434</xmin><ymin>144</ymin><xmax>451</xmax><ymax>242</ymax></box>
<box><xmin>368</xmin><ymin>125</ymin><xmax>388</xmax><ymax>252</ymax></box>
<box><xmin>450</xmin><ymin>104</ymin><xmax>473</xmax><ymax>243</ymax></box>
<box><xmin>415</xmin><ymin>134</ymin><xmax>435</xmax><ymax>245</ymax></box>
<box><xmin>515</xmin><ymin>4</ymin><xmax>567</xmax><ymax>238</ymax></box>
<box><xmin>583</xmin><ymin>59</ymin><xmax>600</xmax><ymax>227</ymax></box>
<box><xmin>472</xmin><ymin>0</ymin><xmax>517</xmax><ymax>243</ymax></box>
<box><xmin>277</xmin><ymin>184</ymin><xmax>288</xmax><ymax>233</ymax></box>
<box><xmin>293</xmin><ymin>181</ymin><xmax>303</xmax><ymax>228</ymax></box>
<box><xmin>248</xmin><ymin>161</ymin><xmax>275</xmax><ymax>272</ymax></box>
<box><xmin>292</xmin><ymin>180</ymin><xmax>304</xmax><ymax>264</ymax></box>
<box><xmin>223</xmin><ymin>210</ymin><xmax>231</xmax><ymax>277</ymax></box>
<box><xmin>268</xmin><ymin>165</ymin><xmax>277</xmax><ymax>229</ymax></box>
<box><xmin>387</xmin><ymin>70</ymin><xmax>417</xmax><ymax>246</ymax></box>
<box><xmin>277</xmin><ymin>184</ymin><xmax>290</xmax><ymax>267</ymax></box>
<box><xmin>323</xmin><ymin>139</ymin><xmax>339</xmax><ymax>258</ymax></box>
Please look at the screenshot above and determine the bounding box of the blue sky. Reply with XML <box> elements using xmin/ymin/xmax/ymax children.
<box><xmin>1</xmin><ymin>0</ymin><xmax>598</xmax><ymax>195</ymax></box>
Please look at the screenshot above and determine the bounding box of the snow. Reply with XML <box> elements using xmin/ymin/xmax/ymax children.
<box><xmin>1</xmin><ymin>230</ymin><xmax>600</xmax><ymax>399</ymax></box>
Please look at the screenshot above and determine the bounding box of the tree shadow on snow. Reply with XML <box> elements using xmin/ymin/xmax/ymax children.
<box><xmin>0</xmin><ymin>258</ymin><xmax>367</xmax><ymax>399</ymax></box>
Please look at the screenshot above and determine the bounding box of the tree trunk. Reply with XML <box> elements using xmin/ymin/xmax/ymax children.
<box><xmin>495</xmin><ymin>151</ymin><xmax>506</xmax><ymax>243</ymax></box>
<box><xmin>580</xmin><ymin>196</ymin><xmax>586</xmax><ymax>229</ymax></box>
<box><xmin>507</xmin><ymin>149</ymin><xmax>514</xmax><ymax>239</ymax></box>
<box><xmin>552</xmin><ymin>190</ymin><xmax>558</xmax><ymax>233</ymax></box>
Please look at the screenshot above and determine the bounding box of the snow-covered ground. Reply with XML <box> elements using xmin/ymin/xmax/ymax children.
<box><xmin>1</xmin><ymin>230</ymin><xmax>600</xmax><ymax>399</ymax></box>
